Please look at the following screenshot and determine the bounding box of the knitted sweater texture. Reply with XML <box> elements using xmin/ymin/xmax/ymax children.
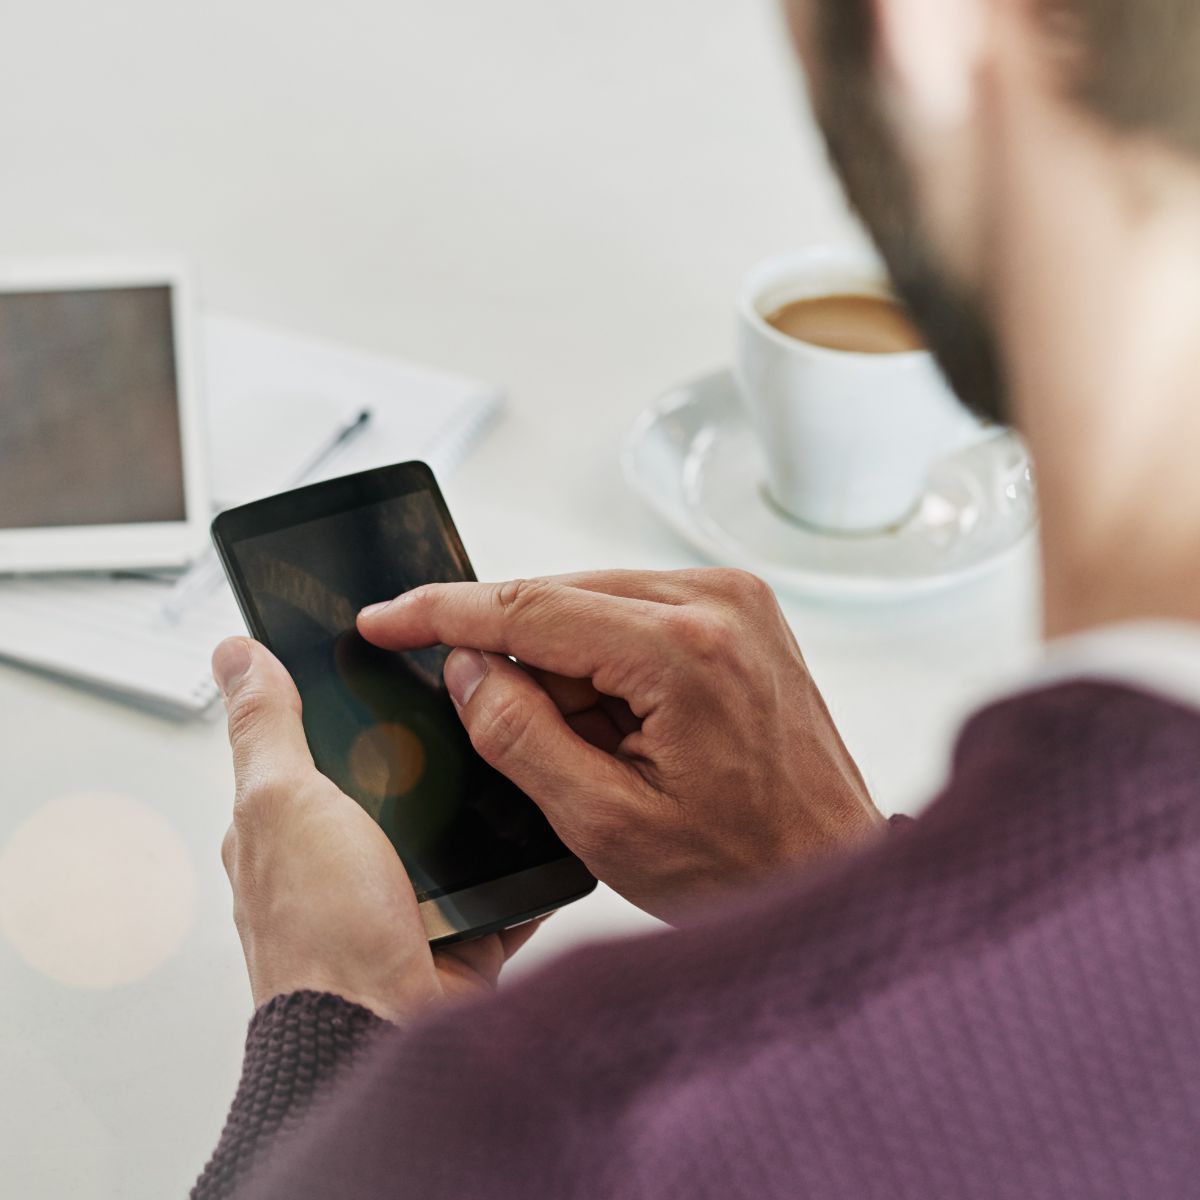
<box><xmin>193</xmin><ymin>682</ymin><xmax>1200</xmax><ymax>1198</ymax></box>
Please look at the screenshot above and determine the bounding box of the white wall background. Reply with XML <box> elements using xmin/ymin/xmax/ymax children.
<box><xmin>0</xmin><ymin>0</ymin><xmax>859</xmax><ymax>398</ymax></box>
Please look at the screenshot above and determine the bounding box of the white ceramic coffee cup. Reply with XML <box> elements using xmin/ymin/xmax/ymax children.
<box><xmin>734</xmin><ymin>247</ymin><xmax>989</xmax><ymax>534</ymax></box>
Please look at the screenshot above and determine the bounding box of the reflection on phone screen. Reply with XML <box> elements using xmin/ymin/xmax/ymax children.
<box><xmin>226</xmin><ymin>487</ymin><xmax>569</xmax><ymax>901</ymax></box>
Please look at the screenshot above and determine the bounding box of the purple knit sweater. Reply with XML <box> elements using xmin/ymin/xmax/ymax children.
<box><xmin>193</xmin><ymin>681</ymin><xmax>1200</xmax><ymax>1198</ymax></box>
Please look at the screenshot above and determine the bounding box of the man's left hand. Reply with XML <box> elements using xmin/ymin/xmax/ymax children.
<box><xmin>212</xmin><ymin>636</ymin><xmax>539</xmax><ymax>1024</ymax></box>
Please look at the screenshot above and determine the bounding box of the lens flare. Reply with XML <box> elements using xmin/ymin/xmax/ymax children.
<box><xmin>0</xmin><ymin>792</ymin><xmax>196</xmax><ymax>990</ymax></box>
<box><xmin>348</xmin><ymin>722</ymin><xmax>427</xmax><ymax>815</ymax></box>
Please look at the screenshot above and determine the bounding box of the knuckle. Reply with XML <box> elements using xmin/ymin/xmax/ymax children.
<box><xmin>470</xmin><ymin>687</ymin><xmax>534</xmax><ymax>765</ymax></box>
<box><xmin>231</xmin><ymin>785</ymin><xmax>263</xmax><ymax>829</ymax></box>
<box><xmin>225</xmin><ymin>684</ymin><xmax>303</xmax><ymax>806</ymax></box>
<box><xmin>233</xmin><ymin>772</ymin><xmax>291</xmax><ymax>822</ymax></box>
<box><xmin>403</xmin><ymin>583</ymin><xmax>435</xmax><ymax>613</ymax></box>
<box><xmin>225</xmin><ymin>685</ymin><xmax>271</xmax><ymax>754</ymax></box>
<box><xmin>592</xmin><ymin>654</ymin><xmax>672</xmax><ymax>707</ymax></box>
<box><xmin>713</xmin><ymin>567</ymin><xmax>772</xmax><ymax>605</ymax></box>
<box><xmin>670</xmin><ymin>607</ymin><xmax>730</xmax><ymax>661</ymax></box>
<box><xmin>220</xmin><ymin>824</ymin><xmax>236</xmax><ymax>873</ymax></box>
<box><xmin>494</xmin><ymin>576</ymin><xmax>554</xmax><ymax>620</ymax></box>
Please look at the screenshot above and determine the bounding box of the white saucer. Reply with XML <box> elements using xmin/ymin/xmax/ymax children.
<box><xmin>622</xmin><ymin>369</ymin><xmax>1037</xmax><ymax>600</ymax></box>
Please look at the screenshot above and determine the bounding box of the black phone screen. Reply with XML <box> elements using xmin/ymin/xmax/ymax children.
<box><xmin>215</xmin><ymin>467</ymin><xmax>573</xmax><ymax>902</ymax></box>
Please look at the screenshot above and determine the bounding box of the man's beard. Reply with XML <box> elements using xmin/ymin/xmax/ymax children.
<box><xmin>807</xmin><ymin>56</ymin><xmax>1009</xmax><ymax>425</ymax></box>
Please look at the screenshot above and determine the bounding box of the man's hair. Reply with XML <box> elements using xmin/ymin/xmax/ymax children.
<box><xmin>1042</xmin><ymin>1</ymin><xmax>1200</xmax><ymax>158</ymax></box>
<box><xmin>817</xmin><ymin>0</ymin><xmax>1200</xmax><ymax>159</ymax></box>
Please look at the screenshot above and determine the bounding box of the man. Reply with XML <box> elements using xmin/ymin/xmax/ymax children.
<box><xmin>194</xmin><ymin>0</ymin><xmax>1200</xmax><ymax>1195</ymax></box>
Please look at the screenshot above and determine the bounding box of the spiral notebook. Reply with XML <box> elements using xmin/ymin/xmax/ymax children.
<box><xmin>0</xmin><ymin>314</ymin><xmax>501</xmax><ymax>717</ymax></box>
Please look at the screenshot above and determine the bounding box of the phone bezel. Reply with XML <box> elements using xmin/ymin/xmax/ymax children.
<box><xmin>211</xmin><ymin>460</ymin><xmax>596</xmax><ymax>945</ymax></box>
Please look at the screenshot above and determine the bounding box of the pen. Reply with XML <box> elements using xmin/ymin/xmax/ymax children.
<box><xmin>160</xmin><ymin>408</ymin><xmax>374</xmax><ymax>623</ymax></box>
<box><xmin>286</xmin><ymin>408</ymin><xmax>373</xmax><ymax>487</ymax></box>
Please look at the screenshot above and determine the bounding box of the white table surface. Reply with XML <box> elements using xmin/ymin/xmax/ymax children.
<box><xmin>0</xmin><ymin>2</ymin><xmax>1041</xmax><ymax>1196</ymax></box>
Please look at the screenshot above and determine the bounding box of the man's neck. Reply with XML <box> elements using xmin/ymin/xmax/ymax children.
<box><xmin>983</xmin><ymin>71</ymin><xmax>1200</xmax><ymax>640</ymax></box>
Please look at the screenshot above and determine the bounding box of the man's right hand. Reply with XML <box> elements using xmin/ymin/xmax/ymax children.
<box><xmin>358</xmin><ymin>568</ymin><xmax>883</xmax><ymax>923</ymax></box>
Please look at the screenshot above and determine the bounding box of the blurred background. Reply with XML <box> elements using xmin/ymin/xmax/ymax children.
<box><xmin>1</xmin><ymin>0</ymin><xmax>856</xmax><ymax>422</ymax></box>
<box><xmin>0</xmin><ymin>3</ymin><xmax>1038</xmax><ymax>1197</ymax></box>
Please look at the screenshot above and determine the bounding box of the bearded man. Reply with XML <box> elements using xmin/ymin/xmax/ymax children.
<box><xmin>195</xmin><ymin>2</ymin><xmax>1200</xmax><ymax>1195</ymax></box>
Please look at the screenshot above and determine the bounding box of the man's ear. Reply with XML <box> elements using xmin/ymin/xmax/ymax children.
<box><xmin>872</xmin><ymin>0</ymin><xmax>988</xmax><ymax>129</ymax></box>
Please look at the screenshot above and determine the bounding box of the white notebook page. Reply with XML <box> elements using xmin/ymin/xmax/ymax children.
<box><xmin>0</xmin><ymin>314</ymin><xmax>502</xmax><ymax>716</ymax></box>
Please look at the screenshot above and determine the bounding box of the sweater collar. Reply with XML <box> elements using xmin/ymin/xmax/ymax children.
<box><xmin>1017</xmin><ymin>620</ymin><xmax>1200</xmax><ymax>715</ymax></box>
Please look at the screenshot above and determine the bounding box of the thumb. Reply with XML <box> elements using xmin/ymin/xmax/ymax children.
<box><xmin>213</xmin><ymin>638</ymin><xmax>314</xmax><ymax>801</ymax></box>
<box><xmin>443</xmin><ymin>648</ymin><xmax>631</xmax><ymax>846</ymax></box>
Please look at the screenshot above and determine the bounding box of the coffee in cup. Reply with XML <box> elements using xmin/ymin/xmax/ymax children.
<box><xmin>764</xmin><ymin>294</ymin><xmax>925</xmax><ymax>356</ymax></box>
<box><xmin>735</xmin><ymin>248</ymin><xmax>990</xmax><ymax>534</ymax></box>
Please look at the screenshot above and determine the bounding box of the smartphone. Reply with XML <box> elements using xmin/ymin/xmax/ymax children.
<box><xmin>211</xmin><ymin>461</ymin><xmax>596</xmax><ymax>944</ymax></box>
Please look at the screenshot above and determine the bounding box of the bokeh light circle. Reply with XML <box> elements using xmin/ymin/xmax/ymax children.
<box><xmin>0</xmin><ymin>792</ymin><xmax>196</xmax><ymax>990</ymax></box>
<box><xmin>348</xmin><ymin>722</ymin><xmax>427</xmax><ymax>806</ymax></box>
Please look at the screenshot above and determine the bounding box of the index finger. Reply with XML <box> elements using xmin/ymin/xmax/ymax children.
<box><xmin>356</xmin><ymin>579</ymin><xmax>672</xmax><ymax>689</ymax></box>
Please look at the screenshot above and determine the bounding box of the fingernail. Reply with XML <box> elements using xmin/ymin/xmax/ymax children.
<box><xmin>444</xmin><ymin>648</ymin><xmax>487</xmax><ymax>707</ymax></box>
<box><xmin>213</xmin><ymin>638</ymin><xmax>252</xmax><ymax>697</ymax></box>
<box><xmin>359</xmin><ymin>600</ymin><xmax>391</xmax><ymax>619</ymax></box>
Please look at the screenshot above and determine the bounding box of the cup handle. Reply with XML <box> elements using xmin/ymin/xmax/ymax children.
<box><xmin>948</xmin><ymin>415</ymin><xmax>1009</xmax><ymax>454</ymax></box>
<box><xmin>928</xmin><ymin>421</ymin><xmax>1035</xmax><ymax>517</ymax></box>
